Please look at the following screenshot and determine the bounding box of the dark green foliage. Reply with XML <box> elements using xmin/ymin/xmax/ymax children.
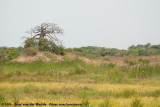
<box><xmin>50</xmin><ymin>43</ymin><xmax>65</xmax><ymax>55</ymax></box>
<box><xmin>39</xmin><ymin>37</ymin><xmax>50</xmax><ymax>51</ymax></box>
<box><xmin>151</xmin><ymin>45</ymin><xmax>160</xmax><ymax>49</ymax></box>
<box><xmin>24</xmin><ymin>38</ymin><xmax>36</xmax><ymax>48</ymax></box>
<box><xmin>7</xmin><ymin>49</ymin><xmax>19</xmax><ymax>60</ymax></box>
<box><xmin>17</xmin><ymin>46</ymin><xmax>24</xmax><ymax>52</ymax></box>
<box><xmin>66</xmin><ymin>43</ymin><xmax>160</xmax><ymax>58</ymax></box>
<box><xmin>66</xmin><ymin>46</ymin><xmax>127</xmax><ymax>58</ymax></box>
<box><xmin>145</xmin><ymin>43</ymin><xmax>151</xmax><ymax>49</ymax></box>
<box><xmin>23</xmin><ymin>47</ymin><xmax>37</xmax><ymax>56</ymax></box>
<box><xmin>0</xmin><ymin>47</ymin><xmax>20</xmax><ymax>61</ymax></box>
<box><xmin>127</xmin><ymin>43</ymin><xmax>160</xmax><ymax>56</ymax></box>
<box><xmin>128</xmin><ymin>45</ymin><xmax>136</xmax><ymax>49</ymax></box>
<box><xmin>23</xmin><ymin>37</ymin><xmax>65</xmax><ymax>55</ymax></box>
<box><xmin>138</xmin><ymin>49</ymin><xmax>150</xmax><ymax>56</ymax></box>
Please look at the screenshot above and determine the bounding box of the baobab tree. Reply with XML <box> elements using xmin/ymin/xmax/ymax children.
<box><xmin>24</xmin><ymin>23</ymin><xmax>65</xmax><ymax>55</ymax></box>
<box><xmin>26</xmin><ymin>23</ymin><xmax>63</xmax><ymax>44</ymax></box>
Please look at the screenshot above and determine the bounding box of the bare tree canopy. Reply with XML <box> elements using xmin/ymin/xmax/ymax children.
<box><xmin>26</xmin><ymin>23</ymin><xmax>63</xmax><ymax>43</ymax></box>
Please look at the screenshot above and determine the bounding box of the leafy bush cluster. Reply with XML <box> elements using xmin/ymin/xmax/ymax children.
<box><xmin>24</xmin><ymin>37</ymin><xmax>65</xmax><ymax>55</ymax></box>
<box><xmin>66</xmin><ymin>43</ymin><xmax>160</xmax><ymax>58</ymax></box>
<box><xmin>0</xmin><ymin>47</ymin><xmax>23</xmax><ymax>61</ymax></box>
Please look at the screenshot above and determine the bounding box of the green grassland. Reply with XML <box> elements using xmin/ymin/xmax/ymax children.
<box><xmin>0</xmin><ymin>57</ymin><xmax>160</xmax><ymax>107</ymax></box>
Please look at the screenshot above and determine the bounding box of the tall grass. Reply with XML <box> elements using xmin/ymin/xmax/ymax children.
<box><xmin>99</xmin><ymin>99</ymin><xmax>111</xmax><ymax>107</ymax></box>
<box><xmin>131</xmin><ymin>98</ymin><xmax>143</xmax><ymax>107</ymax></box>
<box><xmin>0</xmin><ymin>59</ymin><xmax>160</xmax><ymax>84</ymax></box>
<box><xmin>130</xmin><ymin>65</ymin><xmax>160</xmax><ymax>78</ymax></box>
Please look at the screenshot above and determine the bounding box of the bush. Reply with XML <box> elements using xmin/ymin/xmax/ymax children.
<box><xmin>0</xmin><ymin>47</ymin><xmax>21</xmax><ymax>61</ymax></box>
<box><xmin>138</xmin><ymin>49</ymin><xmax>150</xmax><ymax>56</ymax></box>
<box><xmin>23</xmin><ymin>47</ymin><xmax>37</xmax><ymax>56</ymax></box>
<box><xmin>24</xmin><ymin>38</ymin><xmax>36</xmax><ymax>48</ymax></box>
<box><xmin>50</xmin><ymin>43</ymin><xmax>65</xmax><ymax>55</ymax></box>
<box><xmin>39</xmin><ymin>38</ymin><xmax>50</xmax><ymax>51</ymax></box>
<box><xmin>17</xmin><ymin>46</ymin><xmax>24</xmax><ymax>52</ymax></box>
<box><xmin>7</xmin><ymin>50</ymin><xmax>20</xmax><ymax>60</ymax></box>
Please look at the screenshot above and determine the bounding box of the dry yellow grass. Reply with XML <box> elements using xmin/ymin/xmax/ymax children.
<box><xmin>5</xmin><ymin>97</ymin><xmax>160</xmax><ymax>107</ymax></box>
<box><xmin>1</xmin><ymin>82</ymin><xmax>160</xmax><ymax>92</ymax></box>
<box><xmin>1</xmin><ymin>82</ymin><xmax>160</xmax><ymax>106</ymax></box>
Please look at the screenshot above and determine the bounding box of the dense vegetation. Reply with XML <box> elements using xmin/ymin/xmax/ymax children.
<box><xmin>67</xmin><ymin>43</ymin><xmax>160</xmax><ymax>58</ymax></box>
<box><xmin>0</xmin><ymin>43</ymin><xmax>160</xmax><ymax>61</ymax></box>
<box><xmin>0</xmin><ymin>58</ymin><xmax>160</xmax><ymax>106</ymax></box>
<box><xmin>0</xmin><ymin>46</ymin><xmax>23</xmax><ymax>61</ymax></box>
<box><xmin>0</xmin><ymin>43</ymin><xmax>160</xmax><ymax>106</ymax></box>
<box><xmin>24</xmin><ymin>37</ymin><xmax>65</xmax><ymax>55</ymax></box>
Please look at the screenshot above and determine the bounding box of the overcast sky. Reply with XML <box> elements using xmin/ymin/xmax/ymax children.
<box><xmin>0</xmin><ymin>0</ymin><xmax>160</xmax><ymax>49</ymax></box>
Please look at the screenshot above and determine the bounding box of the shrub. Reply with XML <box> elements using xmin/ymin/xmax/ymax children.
<box><xmin>23</xmin><ymin>47</ymin><xmax>37</xmax><ymax>56</ymax></box>
<box><xmin>24</xmin><ymin>38</ymin><xmax>36</xmax><ymax>48</ymax></box>
<box><xmin>17</xmin><ymin>46</ymin><xmax>24</xmax><ymax>52</ymax></box>
<box><xmin>7</xmin><ymin>50</ymin><xmax>19</xmax><ymax>60</ymax></box>
<box><xmin>0</xmin><ymin>47</ymin><xmax>20</xmax><ymax>61</ymax></box>
<box><xmin>138</xmin><ymin>49</ymin><xmax>150</xmax><ymax>56</ymax></box>
<box><xmin>39</xmin><ymin>37</ymin><xmax>50</xmax><ymax>51</ymax></box>
<box><xmin>50</xmin><ymin>43</ymin><xmax>65</xmax><ymax>55</ymax></box>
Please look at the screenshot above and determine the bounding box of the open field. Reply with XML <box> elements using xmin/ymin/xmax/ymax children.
<box><xmin>0</xmin><ymin>82</ymin><xmax>160</xmax><ymax>107</ymax></box>
<box><xmin>0</xmin><ymin>54</ymin><xmax>160</xmax><ymax>107</ymax></box>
